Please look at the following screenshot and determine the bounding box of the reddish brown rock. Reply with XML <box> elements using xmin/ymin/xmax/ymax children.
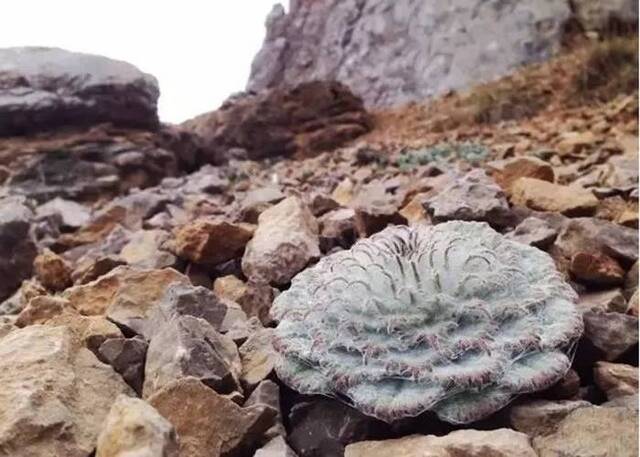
<box><xmin>570</xmin><ymin>252</ymin><xmax>625</xmax><ymax>286</ymax></box>
<box><xmin>168</xmin><ymin>219</ymin><xmax>254</xmax><ymax>265</ymax></box>
<box><xmin>488</xmin><ymin>156</ymin><xmax>555</xmax><ymax>194</ymax></box>
<box><xmin>33</xmin><ymin>248</ymin><xmax>72</xmax><ymax>291</ymax></box>
<box><xmin>182</xmin><ymin>81</ymin><xmax>372</xmax><ymax>163</ymax></box>
<box><xmin>148</xmin><ymin>377</ymin><xmax>277</xmax><ymax>457</ymax></box>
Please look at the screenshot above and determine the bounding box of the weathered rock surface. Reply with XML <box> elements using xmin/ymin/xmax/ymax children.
<box><xmin>239</xmin><ymin>327</ymin><xmax>276</xmax><ymax>389</ymax></box>
<box><xmin>168</xmin><ymin>219</ymin><xmax>253</xmax><ymax>265</ymax></box>
<box><xmin>506</xmin><ymin>216</ymin><xmax>558</xmax><ymax>248</ymax></box>
<box><xmin>143</xmin><ymin>315</ymin><xmax>242</xmax><ymax>397</ymax></box>
<box><xmin>345</xmin><ymin>428</ymin><xmax>537</xmax><ymax>457</ymax></box>
<box><xmin>242</xmin><ymin>197</ymin><xmax>320</xmax><ymax>285</ymax></box>
<box><xmin>511</xmin><ymin>178</ymin><xmax>599</xmax><ymax>216</ymax></box>
<box><xmin>0</xmin><ymin>47</ymin><xmax>159</xmax><ymax>135</ymax></box>
<box><xmin>245</xmin><ymin>380</ymin><xmax>286</xmax><ymax>440</ymax></box>
<box><xmin>119</xmin><ymin>229</ymin><xmax>176</xmax><ymax>269</ymax></box>
<box><xmin>96</xmin><ymin>395</ymin><xmax>179</xmax><ymax>457</ymax></box>
<box><xmin>0</xmin><ymin>325</ymin><xmax>132</xmax><ymax>456</ymax></box>
<box><xmin>248</xmin><ymin>0</ymin><xmax>571</xmax><ymax>108</ymax></box>
<box><xmin>255</xmin><ymin>436</ymin><xmax>298</xmax><ymax>457</ymax></box>
<box><xmin>182</xmin><ymin>81</ymin><xmax>371</xmax><ymax>163</ymax></box>
<box><xmin>98</xmin><ymin>336</ymin><xmax>148</xmax><ymax>395</ymax></box>
<box><xmin>509</xmin><ymin>399</ymin><xmax>591</xmax><ymax>437</ymax></box>
<box><xmin>425</xmin><ymin>169</ymin><xmax>512</xmax><ymax>226</ymax></box>
<box><xmin>593</xmin><ymin>361</ymin><xmax>638</xmax><ymax>399</ymax></box>
<box><xmin>489</xmin><ymin>156</ymin><xmax>555</xmax><ymax>194</ymax></box>
<box><xmin>148</xmin><ymin>377</ymin><xmax>277</xmax><ymax>457</ymax></box>
<box><xmin>33</xmin><ymin>248</ymin><xmax>72</xmax><ymax>291</ymax></box>
<box><xmin>0</xmin><ymin>197</ymin><xmax>37</xmax><ymax>301</ymax></box>
<box><xmin>570</xmin><ymin>251</ymin><xmax>625</xmax><ymax>286</ymax></box>
<box><xmin>583</xmin><ymin>311</ymin><xmax>638</xmax><ymax>360</ymax></box>
<box><xmin>533</xmin><ymin>404</ymin><xmax>639</xmax><ymax>457</ymax></box>
<box><xmin>288</xmin><ymin>398</ymin><xmax>389</xmax><ymax>457</ymax></box>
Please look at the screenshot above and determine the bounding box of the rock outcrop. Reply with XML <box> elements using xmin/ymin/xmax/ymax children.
<box><xmin>0</xmin><ymin>47</ymin><xmax>159</xmax><ymax>136</ymax></box>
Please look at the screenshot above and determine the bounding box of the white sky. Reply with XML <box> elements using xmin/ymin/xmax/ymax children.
<box><xmin>1</xmin><ymin>1</ymin><xmax>278</xmax><ymax>123</ymax></box>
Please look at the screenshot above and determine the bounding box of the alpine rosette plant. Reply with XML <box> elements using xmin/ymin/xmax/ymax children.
<box><xmin>270</xmin><ymin>221</ymin><xmax>583</xmax><ymax>424</ymax></box>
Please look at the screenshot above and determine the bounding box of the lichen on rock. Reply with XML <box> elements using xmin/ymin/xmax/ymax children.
<box><xmin>271</xmin><ymin>221</ymin><xmax>583</xmax><ymax>423</ymax></box>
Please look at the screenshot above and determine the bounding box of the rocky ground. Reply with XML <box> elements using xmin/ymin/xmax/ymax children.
<box><xmin>0</xmin><ymin>34</ymin><xmax>638</xmax><ymax>457</ymax></box>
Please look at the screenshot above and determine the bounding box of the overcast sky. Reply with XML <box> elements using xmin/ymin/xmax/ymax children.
<box><xmin>1</xmin><ymin>1</ymin><xmax>278</xmax><ymax>123</ymax></box>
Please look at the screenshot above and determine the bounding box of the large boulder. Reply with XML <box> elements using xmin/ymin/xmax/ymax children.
<box><xmin>0</xmin><ymin>325</ymin><xmax>133</xmax><ymax>456</ymax></box>
<box><xmin>0</xmin><ymin>47</ymin><xmax>159</xmax><ymax>136</ymax></box>
<box><xmin>182</xmin><ymin>81</ymin><xmax>372</xmax><ymax>163</ymax></box>
<box><xmin>248</xmin><ymin>1</ymin><xmax>571</xmax><ymax>108</ymax></box>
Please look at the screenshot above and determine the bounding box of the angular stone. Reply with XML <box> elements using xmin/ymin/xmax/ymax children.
<box><xmin>488</xmin><ymin>156</ymin><xmax>555</xmax><ymax>194</ymax></box>
<box><xmin>624</xmin><ymin>260</ymin><xmax>638</xmax><ymax>299</ymax></box>
<box><xmin>0</xmin><ymin>325</ymin><xmax>133</xmax><ymax>456</ymax></box>
<box><xmin>46</xmin><ymin>309</ymin><xmax>123</xmax><ymax>353</ymax></box>
<box><xmin>578</xmin><ymin>289</ymin><xmax>628</xmax><ymax>313</ymax></box>
<box><xmin>319</xmin><ymin>208</ymin><xmax>357</xmax><ymax>251</ymax></box>
<box><xmin>288</xmin><ymin>398</ymin><xmax>389</xmax><ymax>457</ymax></box>
<box><xmin>345</xmin><ymin>428</ymin><xmax>537</xmax><ymax>457</ymax></box>
<box><xmin>425</xmin><ymin>169</ymin><xmax>512</xmax><ymax>226</ymax></box>
<box><xmin>399</xmin><ymin>193</ymin><xmax>431</xmax><ymax>226</ymax></box>
<box><xmin>511</xmin><ymin>178</ymin><xmax>598</xmax><ymax>216</ymax></box>
<box><xmin>255</xmin><ymin>436</ymin><xmax>298</xmax><ymax>457</ymax></box>
<box><xmin>240</xmin><ymin>328</ymin><xmax>276</xmax><ymax>389</ymax></box>
<box><xmin>554</xmin><ymin>217</ymin><xmax>638</xmax><ymax>265</ymax></box>
<box><xmin>533</xmin><ymin>405</ymin><xmax>639</xmax><ymax>457</ymax></box>
<box><xmin>96</xmin><ymin>395</ymin><xmax>179</xmax><ymax>457</ymax></box>
<box><xmin>119</xmin><ymin>229</ymin><xmax>176</xmax><ymax>269</ymax></box>
<box><xmin>15</xmin><ymin>295</ymin><xmax>72</xmax><ymax>327</ymax></box>
<box><xmin>506</xmin><ymin>216</ymin><xmax>558</xmax><ymax>249</ymax></box>
<box><xmin>570</xmin><ymin>252</ymin><xmax>625</xmax><ymax>286</ymax></box>
<box><xmin>509</xmin><ymin>400</ymin><xmax>591</xmax><ymax>437</ymax></box>
<box><xmin>583</xmin><ymin>311</ymin><xmax>638</xmax><ymax>361</ymax></box>
<box><xmin>62</xmin><ymin>266</ymin><xmax>190</xmax><ymax>335</ymax></box>
<box><xmin>349</xmin><ymin>182</ymin><xmax>407</xmax><ymax>238</ymax></box>
<box><xmin>33</xmin><ymin>248</ymin><xmax>72</xmax><ymax>291</ymax></box>
<box><xmin>36</xmin><ymin>197</ymin><xmax>91</xmax><ymax>229</ymax></box>
<box><xmin>213</xmin><ymin>275</ymin><xmax>276</xmax><ymax>325</ymax></box>
<box><xmin>148</xmin><ymin>377</ymin><xmax>277</xmax><ymax>457</ymax></box>
<box><xmin>70</xmin><ymin>255</ymin><xmax>127</xmax><ymax>285</ymax></box>
<box><xmin>594</xmin><ymin>361</ymin><xmax>638</xmax><ymax>399</ymax></box>
<box><xmin>98</xmin><ymin>336</ymin><xmax>148</xmax><ymax>395</ymax></box>
<box><xmin>245</xmin><ymin>380</ymin><xmax>286</xmax><ymax>440</ymax></box>
<box><xmin>242</xmin><ymin>197</ymin><xmax>320</xmax><ymax>285</ymax></box>
<box><xmin>239</xmin><ymin>187</ymin><xmax>287</xmax><ymax>223</ymax></box>
<box><xmin>143</xmin><ymin>316</ymin><xmax>242</xmax><ymax>398</ymax></box>
<box><xmin>0</xmin><ymin>197</ymin><xmax>37</xmax><ymax>301</ymax></box>
<box><xmin>169</xmin><ymin>219</ymin><xmax>254</xmax><ymax>265</ymax></box>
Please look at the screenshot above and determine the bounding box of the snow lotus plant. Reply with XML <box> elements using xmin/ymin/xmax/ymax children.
<box><xmin>270</xmin><ymin>221</ymin><xmax>583</xmax><ymax>423</ymax></box>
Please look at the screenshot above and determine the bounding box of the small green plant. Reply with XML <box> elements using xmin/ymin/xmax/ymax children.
<box><xmin>395</xmin><ymin>142</ymin><xmax>489</xmax><ymax>170</ymax></box>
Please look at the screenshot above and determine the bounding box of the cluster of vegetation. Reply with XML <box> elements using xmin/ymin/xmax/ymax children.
<box><xmin>571</xmin><ymin>36</ymin><xmax>638</xmax><ymax>103</ymax></box>
<box><xmin>395</xmin><ymin>142</ymin><xmax>489</xmax><ymax>170</ymax></box>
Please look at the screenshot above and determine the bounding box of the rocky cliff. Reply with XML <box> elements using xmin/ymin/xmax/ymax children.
<box><xmin>248</xmin><ymin>0</ymin><xmax>638</xmax><ymax>107</ymax></box>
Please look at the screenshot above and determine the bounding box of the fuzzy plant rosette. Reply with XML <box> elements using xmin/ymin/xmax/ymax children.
<box><xmin>270</xmin><ymin>221</ymin><xmax>583</xmax><ymax>424</ymax></box>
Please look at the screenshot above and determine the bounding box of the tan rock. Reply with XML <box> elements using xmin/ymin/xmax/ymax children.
<box><xmin>331</xmin><ymin>177</ymin><xmax>355</xmax><ymax>206</ymax></box>
<box><xmin>533</xmin><ymin>405</ymin><xmax>638</xmax><ymax>457</ymax></box>
<box><xmin>509</xmin><ymin>400</ymin><xmax>591</xmax><ymax>437</ymax></box>
<box><xmin>47</xmin><ymin>309</ymin><xmax>123</xmax><ymax>352</ymax></box>
<box><xmin>213</xmin><ymin>274</ymin><xmax>248</xmax><ymax>302</ymax></box>
<box><xmin>33</xmin><ymin>248</ymin><xmax>72</xmax><ymax>291</ymax></box>
<box><xmin>399</xmin><ymin>192</ymin><xmax>430</xmax><ymax>225</ymax></box>
<box><xmin>556</xmin><ymin>131</ymin><xmax>597</xmax><ymax>156</ymax></box>
<box><xmin>345</xmin><ymin>428</ymin><xmax>537</xmax><ymax>457</ymax></box>
<box><xmin>169</xmin><ymin>219</ymin><xmax>254</xmax><ymax>265</ymax></box>
<box><xmin>488</xmin><ymin>156</ymin><xmax>555</xmax><ymax>194</ymax></box>
<box><xmin>96</xmin><ymin>395</ymin><xmax>179</xmax><ymax>457</ymax></box>
<box><xmin>510</xmin><ymin>178</ymin><xmax>598</xmax><ymax>216</ymax></box>
<box><xmin>148</xmin><ymin>377</ymin><xmax>277</xmax><ymax>457</ymax></box>
<box><xmin>594</xmin><ymin>361</ymin><xmax>638</xmax><ymax>399</ymax></box>
<box><xmin>62</xmin><ymin>265</ymin><xmax>189</xmax><ymax>318</ymax></box>
<box><xmin>239</xmin><ymin>328</ymin><xmax>276</xmax><ymax>389</ymax></box>
<box><xmin>570</xmin><ymin>252</ymin><xmax>625</xmax><ymax>286</ymax></box>
<box><xmin>242</xmin><ymin>197</ymin><xmax>320</xmax><ymax>285</ymax></box>
<box><xmin>119</xmin><ymin>229</ymin><xmax>176</xmax><ymax>269</ymax></box>
<box><xmin>628</xmin><ymin>289</ymin><xmax>639</xmax><ymax>316</ymax></box>
<box><xmin>0</xmin><ymin>325</ymin><xmax>133</xmax><ymax>457</ymax></box>
<box><xmin>15</xmin><ymin>295</ymin><xmax>74</xmax><ymax>327</ymax></box>
<box><xmin>213</xmin><ymin>275</ymin><xmax>275</xmax><ymax>325</ymax></box>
